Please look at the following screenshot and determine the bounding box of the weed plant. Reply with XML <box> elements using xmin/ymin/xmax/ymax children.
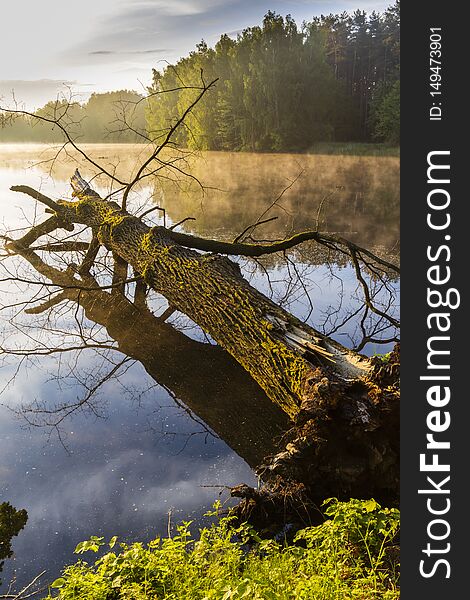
<box><xmin>44</xmin><ymin>498</ymin><xmax>400</xmax><ymax>600</ymax></box>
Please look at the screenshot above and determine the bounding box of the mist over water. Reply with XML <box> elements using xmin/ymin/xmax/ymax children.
<box><xmin>0</xmin><ymin>144</ymin><xmax>399</xmax><ymax>249</ymax></box>
<box><xmin>156</xmin><ymin>150</ymin><xmax>400</xmax><ymax>250</ymax></box>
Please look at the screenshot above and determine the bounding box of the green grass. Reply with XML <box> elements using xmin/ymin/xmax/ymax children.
<box><xmin>307</xmin><ymin>142</ymin><xmax>400</xmax><ymax>157</ymax></box>
<box><xmin>44</xmin><ymin>498</ymin><xmax>400</xmax><ymax>599</ymax></box>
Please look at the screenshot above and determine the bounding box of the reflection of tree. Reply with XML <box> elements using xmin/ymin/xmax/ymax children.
<box><xmin>0</xmin><ymin>502</ymin><xmax>27</xmax><ymax>587</ymax></box>
<box><xmin>2</xmin><ymin>170</ymin><xmax>398</xmax><ymax>416</ymax></box>
<box><xmin>0</xmin><ymin>172</ymin><xmax>399</xmax><ymax>504</ymax></box>
<box><xmin>6</xmin><ymin>247</ymin><xmax>289</xmax><ymax>468</ymax></box>
<box><xmin>240</xmin><ymin>243</ymin><xmax>399</xmax><ymax>352</ymax></box>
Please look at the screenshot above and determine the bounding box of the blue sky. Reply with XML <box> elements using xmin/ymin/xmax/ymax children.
<box><xmin>0</xmin><ymin>0</ymin><xmax>393</xmax><ymax>109</ymax></box>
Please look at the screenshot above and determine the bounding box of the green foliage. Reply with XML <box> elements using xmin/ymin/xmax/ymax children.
<box><xmin>43</xmin><ymin>499</ymin><xmax>399</xmax><ymax>599</ymax></box>
<box><xmin>147</xmin><ymin>3</ymin><xmax>400</xmax><ymax>152</ymax></box>
<box><xmin>369</xmin><ymin>81</ymin><xmax>400</xmax><ymax>144</ymax></box>
<box><xmin>0</xmin><ymin>502</ymin><xmax>28</xmax><ymax>586</ymax></box>
<box><xmin>373</xmin><ymin>351</ymin><xmax>393</xmax><ymax>363</ymax></box>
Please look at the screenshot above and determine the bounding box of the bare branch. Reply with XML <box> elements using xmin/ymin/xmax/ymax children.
<box><xmin>9</xmin><ymin>186</ymin><xmax>62</xmax><ymax>213</ymax></box>
<box><xmin>24</xmin><ymin>290</ymin><xmax>72</xmax><ymax>315</ymax></box>
<box><xmin>121</xmin><ymin>78</ymin><xmax>218</xmax><ymax>209</ymax></box>
<box><xmin>1</xmin><ymin>106</ymin><xmax>128</xmax><ymax>186</ymax></box>
<box><xmin>233</xmin><ymin>216</ymin><xmax>278</xmax><ymax>244</ymax></box>
<box><xmin>31</xmin><ymin>241</ymin><xmax>90</xmax><ymax>252</ymax></box>
<box><xmin>139</xmin><ymin>205</ymin><xmax>166</xmax><ymax>226</ymax></box>
<box><xmin>0</xmin><ymin>570</ymin><xmax>47</xmax><ymax>599</ymax></box>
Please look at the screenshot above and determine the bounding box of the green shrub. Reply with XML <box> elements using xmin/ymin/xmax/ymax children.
<box><xmin>44</xmin><ymin>498</ymin><xmax>399</xmax><ymax>599</ymax></box>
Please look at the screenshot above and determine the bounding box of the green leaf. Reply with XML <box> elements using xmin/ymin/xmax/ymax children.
<box><xmin>74</xmin><ymin>541</ymin><xmax>85</xmax><ymax>554</ymax></box>
<box><xmin>51</xmin><ymin>578</ymin><xmax>66</xmax><ymax>588</ymax></box>
<box><xmin>74</xmin><ymin>537</ymin><xmax>104</xmax><ymax>554</ymax></box>
<box><xmin>364</xmin><ymin>499</ymin><xmax>378</xmax><ymax>513</ymax></box>
<box><xmin>109</xmin><ymin>536</ymin><xmax>118</xmax><ymax>549</ymax></box>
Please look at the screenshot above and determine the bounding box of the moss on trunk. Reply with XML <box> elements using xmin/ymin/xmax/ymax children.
<box><xmin>57</xmin><ymin>189</ymin><xmax>372</xmax><ymax>420</ymax></box>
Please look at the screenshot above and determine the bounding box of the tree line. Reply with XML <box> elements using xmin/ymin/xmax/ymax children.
<box><xmin>147</xmin><ymin>2</ymin><xmax>400</xmax><ymax>151</ymax></box>
<box><xmin>1</xmin><ymin>3</ymin><xmax>399</xmax><ymax>150</ymax></box>
<box><xmin>0</xmin><ymin>90</ymin><xmax>146</xmax><ymax>143</ymax></box>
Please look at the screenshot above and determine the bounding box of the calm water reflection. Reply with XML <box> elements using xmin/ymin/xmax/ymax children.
<box><xmin>1</xmin><ymin>376</ymin><xmax>256</xmax><ymax>588</ymax></box>
<box><xmin>0</xmin><ymin>145</ymin><xmax>399</xmax><ymax>590</ymax></box>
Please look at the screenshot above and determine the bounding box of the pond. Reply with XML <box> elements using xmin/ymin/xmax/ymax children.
<box><xmin>0</xmin><ymin>144</ymin><xmax>399</xmax><ymax>591</ymax></box>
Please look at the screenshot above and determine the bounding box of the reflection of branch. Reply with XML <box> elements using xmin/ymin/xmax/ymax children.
<box><xmin>19</xmin><ymin>357</ymin><xmax>133</xmax><ymax>430</ymax></box>
<box><xmin>169</xmin><ymin>217</ymin><xmax>196</xmax><ymax>230</ymax></box>
<box><xmin>315</xmin><ymin>190</ymin><xmax>336</xmax><ymax>230</ymax></box>
<box><xmin>233</xmin><ymin>171</ymin><xmax>302</xmax><ymax>243</ymax></box>
<box><xmin>5</xmin><ymin>215</ymin><xmax>74</xmax><ymax>251</ymax></box>
<box><xmin>0</xmin><ymin>344</ymin><xmax>117</xmax><ymax>356</ymax></box>
<box><xmin>30</xmin><ymin>241</ymin><xmax>90</xmax><ymax>252</ymax></box>
<box><xmin>112</xmin><ymin>253</ymin><xmax>128</xmax><ymax>296</ymax></box>
<box><xmin>78</xmin><ymin>235</ymin><xmax>100</xmax><ymax>275</ymax></box>
<box><xmin>349</xmin><ymin>247</ymin><xmax>399</xmax><ymax>328</ymax></box>
<box><xmin>317</xmin><ymin>260</ymin><xmax>399</xmax><ymax>350</ymax></box>
<box><xmin>23</xmin><ymin>290</ymin><xmax>71</xmax><ymax>314</ymax></box>
<box><xmin>158</xmin><ymin>305</ymin><xmax>177</xmax><ymax>322</ymax></box>
<box><xmin>0</xmin><ymin>275</ymin><xmax>141</xmax><ymax>292</ymax></box>
<box><xmin>133</xmin><ymin>276</ymin><xmax>148</xmax><ymax>308</ymax></box>
<box><xmin>0</xmin><ymin>570</ymin><xmax>47</xmax><ymax>599</ymax></box>
<box><xmin>283</xmin><ymin>252</ymin><xmax>314</xmax><ymax>322</ymax></box>
<box><xmin>356</xmin><ymin>334</ymin><xmax>399</xmax><ymax>354</ymax></box>
<box><xmin>139</xmin><ymin>205</ymin><xmax>166</xmax><ymax>225</ymax></box>
<box><xmin>233</xmin><ymin>216</ymin><xmax>278</xmax><ymax>244</ymax></box>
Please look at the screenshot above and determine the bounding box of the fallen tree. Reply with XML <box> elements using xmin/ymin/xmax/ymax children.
<box><xmin>5</xmin><ymin>243</ymin><xmax>289</xmax><ymax>469</ymax></box>
<box><xmin>6</xmin><ymin>172</ymin><xmax>396</xmax><ymax>417</ymax></box>
<box><xmin>3</xmin><ymin>170</ymin><xmax>400</xmax><ymax>504</ymax></box>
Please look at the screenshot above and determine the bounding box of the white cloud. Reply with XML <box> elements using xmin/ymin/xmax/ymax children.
<box><xmin>120</xmin><ymin>0</ymin><xmax>233</xmax><ymax>17</ymax></box>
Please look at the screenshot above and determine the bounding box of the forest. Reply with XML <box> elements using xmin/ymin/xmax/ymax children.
<box><xmin>147</xmin><ymin>2</ymin><xmax>400</xmax><ymax>151</ymax></box>
<box><xmin>1</xmin><ymin>2</ymin><xmax>399</xmax><ymax>150</ymax></box>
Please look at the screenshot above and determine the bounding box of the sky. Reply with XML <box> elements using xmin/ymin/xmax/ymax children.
<box><xmin>1</xmin><ymin>0</ymin><xmax>392</xmax><ymax>110</ymax></box>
